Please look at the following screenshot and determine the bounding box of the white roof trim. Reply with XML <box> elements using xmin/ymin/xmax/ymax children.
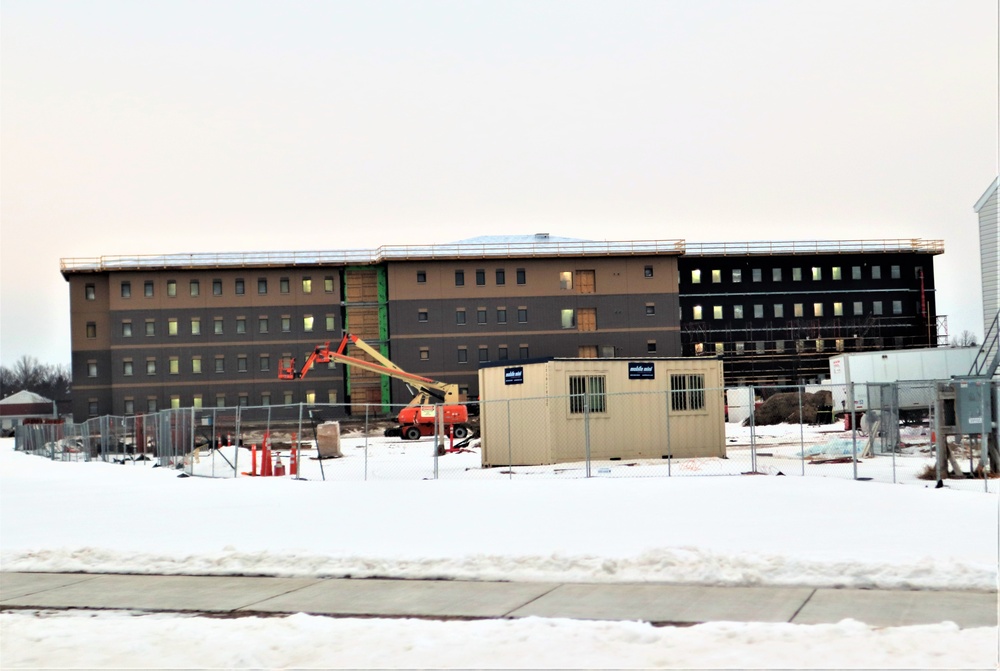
<box><xmin>974</xmin><ymin>176</ymin><xmax>999</xmax><ymax>213</ymax></box>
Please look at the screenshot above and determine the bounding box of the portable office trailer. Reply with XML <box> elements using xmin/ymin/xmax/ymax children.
<box><xmin>477</xmin><ymin>357</ymin><xmax>725</xmax><ymax>467</ymax></box>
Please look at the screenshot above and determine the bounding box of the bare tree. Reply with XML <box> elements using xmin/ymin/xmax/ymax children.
<box><xmin>950</xmin><ymin>330</ymin><xmax>979</xmax><ymax>348</ymax></box>
<box><xmin>0</xmin><ymin>356</ymin><xmax>72</xmax><ymax>401</ymax></box>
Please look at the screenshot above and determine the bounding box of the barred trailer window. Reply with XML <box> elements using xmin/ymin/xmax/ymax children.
<box><xmin>568</xmin><ymin>375</ymin><xmax>606</xmax><ymax>414</ymax></box>
<box><xmin>671</xmin><ymin>374</ymin><xmax>705</xmax><ymax>411</ymax></box>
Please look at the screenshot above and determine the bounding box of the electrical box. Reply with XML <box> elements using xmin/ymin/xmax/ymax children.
<box><xmin>953</xmin><ymin>378</ymin><xmax>992</xmax><ymax>434</ymax></box>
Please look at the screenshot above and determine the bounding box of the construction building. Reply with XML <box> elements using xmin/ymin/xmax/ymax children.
<box><xmin>61</xmin><ymin>236</ymin><xmax>941</xmax><ymax>419</ymax></box>
<box><xmin>975</xmin><ymin>177</ymin><xmax>999</xmax><ymax>336</ymax></box>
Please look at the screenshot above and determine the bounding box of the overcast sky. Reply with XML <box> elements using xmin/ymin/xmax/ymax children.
<box><xmin>2</xmin><ymin>0</ymin><xmax>997</xmax><ymax>368</ymax></box>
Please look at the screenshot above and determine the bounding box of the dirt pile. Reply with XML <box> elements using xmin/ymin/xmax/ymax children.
<box><xmin>747</xmin><ymin>389</ymin><xmax>835</xmax><ymax>426</ymax></box>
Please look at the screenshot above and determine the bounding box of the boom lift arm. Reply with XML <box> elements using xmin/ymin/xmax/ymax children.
<box><xmin>278</xmin><ymin>333</ymin><xmax>460</xmax><ymax>407</ymax></box>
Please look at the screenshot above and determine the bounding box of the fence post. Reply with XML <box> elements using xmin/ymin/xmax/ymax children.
<box><xmin>433</xmin><ymin>403</ymin><xmax>441</xmax><ymax>480</ymax></box>
<box><xmin>749</xmin><ymin>385</ymin><xmax>756</xmax><ymax>473</ymax></box>
<box><xmin>798</xmin><ymin>385</ymin><xmax>805</xmax><ymax>476</ymax></box>
<box><xmin>583</xmin><ymin>392</ymin><xmax>592</xmax><ymax>478</ymax></box>
<box><xmin>665</xmin><ymin>389</ymin><xmax>672</xmax><ymax>477</ymax></box>
<box><xmin>364</xmin><ymin>403</ymin><xmax>369</xmax><ymax>482</ymax></box>
<box><xmin>848</xmin><ymin>382</ymin><xmax>858</xmax><ymax>480</ymax></box>
<box><xmin>506</xmin><ymin>399</ymin><xmax>513</xmax><ymax>480</ymax></box>
<box><xmin>234</xmin><ymin>404</ymin><xmax>242</xmax><ymax>477</ymax></box>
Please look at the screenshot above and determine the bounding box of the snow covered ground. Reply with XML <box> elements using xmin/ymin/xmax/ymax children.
<box><xmin>1</xmin><ymin>435</ymin><xmax>997</xmax><ymax>669</ymax></box>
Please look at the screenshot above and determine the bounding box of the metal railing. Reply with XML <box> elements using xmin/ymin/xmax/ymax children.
<box><xmin>684</xmin><ymin>239</ymin><xmax>944</xmax><ymax>257</ymax></box>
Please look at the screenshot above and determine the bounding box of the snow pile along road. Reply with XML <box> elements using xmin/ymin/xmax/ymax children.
<box><xmin>1</xmin><ymin>439</ymin><xmax>996</xmax><ymax>590</ymax></box>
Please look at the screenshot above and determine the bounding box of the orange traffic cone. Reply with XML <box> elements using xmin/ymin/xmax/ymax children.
<box><xmin>274</xmin><ymin>452</ymin><xmax>286</xmax><ymax>477</ymax></box>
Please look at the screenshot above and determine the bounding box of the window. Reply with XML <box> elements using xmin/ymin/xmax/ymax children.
<box><xmin>167</xmin><ymin>280</ymin><xmax>177</xmax><ymax>297</ymax></box>
<box><xmin>519</xmin><ymin>345</ymin><xmax>529</xmax><ymax>359</ymax></box>
<box><xmin>735</xmin><ymin>342</ymin><xmax>745</xmax><ymax>355</ymax></box>
<box><xmin>258</xmin><ymin>278</ymin><xmax>268</xmax><ymax>294</ymax></box>
<box><xmin>576</xmin><ymin>308</ymin><xmax>597</xmax><ymax>331</ymax></box>
<box><xmin>236</xmin><ymin>317</ymin><xmax>246</xmax><ymax>334</ymax></box>
<box><xmin>559</xmin><ymin>271</ymin><xmax>573</xmax><ymax>290</ymax></box>
<box><xmin>216</xmin><ymin>394</ymin><xmax>227</xmax><ymax>408</ymax></box>
<box><xmin>852</xmin><ymin>266</ymin><xmax>862</xmax><ymax>280</ymax></box>
<box><xmin>792</xmin><ymin>268</ymin><xmax>802</xmax><ymax>281</ymax></box>
<box><xmin>752</xmin><ymin>268</ymin><xmax>762</xmax><ymax>282</ymax></box>
<box><xmin>259</xmin><ymin>393</ymin><xmax>270</xmax><ymax>407</ymax></box>
<box><xmin>713</xmin><ymin>306</ymin><xmax>722</xmax><ymax>320</ymax></box>
<box><xmin>816</xmin><ymin>339</ymin><xmax>825</xmax><ymax>353</ymax></box>
<box><xmin>496</xmin><ymin>269</ymin><xmax>506</xmax><ymax>285</ymax></box>
<box><xmin>457</xmin><ymin>347</ymin><xmax>468</xmax><ymax>364</ymax></box>
<box><xmin>892</xmin><ymin>300</ymin><xmax>902</xmax><ymax>315</ymax></box>
<box><xmin>283</xmin><ymin>391</ymin><xmax>293</xmax><ymax>405</ymax></box>
<box><xmin>732</xmin><ymin>269</ymin><xmax>742</xmax><ymax>283</ymax></box>
<box><xmin>775</xmin><ymin>340</ymin><xmax>785</xmax><ymax>353</ymax></box>
<box><xmin>122</xmin><ymin>321</ymin><xmax>133</xmax><ymax>338</ymax></box>
<box><xmin>476</xmin><ymin>269</ymin><xmax>486</xmax><ymax>286</ymax></box>
<box><xmin>82</xmin><ymin>283</ymin><xmax>96</xmax><ymax>301</ymax></box>
<box><xmin>774</xmin><ymin>304</ymin><xmax>784</xmax><ymax>318</ymax></box>
<box><xmin>772</xmin><ymin>268</ymin><xmax>782</xmax><ymax>281</ymax></box>
<box><xmin>733</xmin><ymin>305</ymin><xmax>743</xmax><ymax>319</ymax></box>
<box><xmin>124</xmin><ymin>399</ymin><xmax>134</xmax><ymax>415</ymax></box>
<box><xmin>832</xmin><ymin>267</ymin><xmax>842</xmax><ymax>280</ymax></box>
<box><xmin>569</xmin><ymin>375</ymin><xmax>607</xmax><ymax>414</ymax></box>
<box><xmin>477</xmin><ymin>309</ymin><xmax>487</xmax><ymax>324</ymax></box>
<box><xmin>644</xmin><ymin>265</ymin><xmax>654</xmax><ymax>278</ymax></box>
<box><xmin>193</xmin><ymin>395</ymin><xmax>203</xmax><ymax>409</ymax></box>
<box><xmin>168</xmin><ymin>319</ymin><xmax>178</xmax><ymax>336</ymax></box>
<box><xmin>147</xmin><ymin>398</ymin><xmax>158</xmax><ymax>413</ymax></box>
<box><xmin>259</xmin><ymin>354</ymin><xmax>270</xmax><ymax>371</ymax></box>
<box><xmin>418</xmin><ymin>310</ymin><xmax>428</xmax><ymax>322</ymax></box>
<box><xmin>754</xmin><ymin>304</ymin><xmax>763</xmax><ymax>319</ymax></box>
<box><xmin>561</xmin><ymin>309</ymin><xmax>575</xmax><ymax>329</ymax></box>
<box><xmin>871</xmin><ymin>266</ymin><xmax>881</xmax><ymax>280</ymax></box>
<box><xmin>516</xmin><ymin>268</ymin><xmax>526</xmax><ymax>285</ymax></box>
<box><xmin>498</xmin><ymin>346</ymin><xmax>508</xmax><ymax>360</ymax></box>
<box><xmin>794</xmin><ymin>303</ymin><xmax>803</xmax><ymax>317</ymax></box>
<box><xmin>811</xmin><ymin>267</ymin><xmax>822</xmax><ymax>281</ymax></box>
<box><xmin>419</xmin><ymin>347</ymin><xmax>430</xmax><ymax>361</ymax></box>
<box><xmin>213</xmin><ymin>279</ymin><xmax>223</xmax><ymax>296</ymax></box>
<box><xmin>121</xmin><ymin>282</ymin><xmax>131</xmax><ymax>298</ymax></box>
<box><xmin>645</xmin><ymin>304</ymin><xmax>655</xmax><ymax>316</ymax></box>
<box><xmin>280</xmin><ymin>277</ymin><xmax>290</xmax><ymax>294</ymax></box>
<box><xmin>417</xmin><ymin>271</ymin><xmax>427</xmax><ymax>284</ymax></box>
<box><xmin>192</xmin><ymin>356</ymin><xmax>202</xmax><ymax>374</ymax></box>
<box><xmin>873</xmin><ymin>301</ymin><xmax>883</xmax><ymax>315</ymax></box>
<box><xmin>145</xmin><ymin>320</ymin><xmax>156</xmax><ymax>336</ymax></box>
<box><xmin>214</xmin><ymin>318</ymin><xmax>224</xmax><ymax>334</ymax></box>
<box><xmin>478</xmin><ymin>346</ymin><xmax>489</xmax><ymax>362</ymax></box>
<box><xmin>497</xmin><ymin>308</ymin><xmax>507</xmax><ymax>324</ymax></box>
<box><xmin>455</xmin><ymin>270</ymin><xmax>465</xmax><ymax>286</ymax></box>
<box><xmin>146</xmin><ymin>359</ymin><xmax>157</xmax><ymax>375</ymax></box>
<box><xmin>215</xmin><ymin>356</ymin><xmax>225</xmax><ymax>373</ymax></box>
<box><xmin>123</xmin><ymin>360</ymin><xmax>133</xmax><ymax>376</ymax></box>
<box><xmin>711</xmin><ymin>269</ymin><xmax>721</xmax><ymax>283</ymax></box>
<box><xmin>833</xmin><ymin>302</ymin><xmax>843</xmax><ymax>316</ymax></box>
<box><xmin>238</xmin><ymin>355</ymin><xmax>248</xmax><ymax>372</ymax></box>
<box><xmin>891</xmin><ymin>265</ymin><xmax>900</xmax><ymax>279</ymax></box>
<box><xmin>324</xmin><ymin>276</ymin><xmax>335</xmax><ymax>292</ymax></box>
<box><xmin>258</xmin><ymin>317</ymin><xmax>268</xmax><ymax>333</ymax></box>
<box><xmin>517</xmin><ymin>308</ymin><xmax>527</xmax><ymax>323</ymax></box>
<box><xmin>169</xmin><ymin>357</ymin><xmax>179</xmax><ymax>375</ymax></box>
<box><xmin>853</xmin><ymin>301</ymin><xmax>863</xmax><ymax>315</ymax></box>
<box><xmin>647</xmin><ymin>340</ymin><xmax>657</xmax><ymax>353</ymax></box>
<box><xmin>191</xmin><ymin>318</ymin><xmax>201</xmax><ymax>335</ymax></box>
<box><xmin>303</xmin><ymin>315</ymin><xmax>314</xmax><ymax>332</ymax></box>
<box><xmin>456</xmin><ymin>309</ymin><xmax>466</xmax><ymax>325</ymax></box>
<box><xmin>302</xmin><ymin>278</ymin><xmax>312</xmax><ymax>294</ymax></box>
<box><xmin>691</xmin><ymin>269</ymin><xmax>702</xmax><ymax>284</ymax></box>
<box><xmin>836</xmin><ymin>339</ymin><xmax>845</xmax><ymax>352</ymax></box>
<box><xmin>144</xmin><ymin>281</ymin><xmax>154</xmax><ymax>297</ymax></box>
<box><xmin>190</xmin><ymin>280</ymin><xmax>200</xmax><ymax>297</ymax></box>
<box><xmin>86</xmin><ymin>322</ymin><xmax>97</xmax><ymax>339</ymax></box>
<box><xmin>693</xmin><ymin>305</ymin><xmax>703</xmax><ymax>320</ymax></box>
<box><xmin>813</xmin><ymin>303</ymin><xmax>823</xmax><ymax>317</ymax></box>
<box><xmin>326</xmin><ymin>315</ymin><xmax>335</xmax><ymax>331</ymax></box>
<box><xmin>756</xmin><ymin>341</ymin><xmax>765</xmax><ymax>354</ymax></box>
<box><xmin>87</xmin><ymin>361</ymin><xmax>97</xmax><ymax>377</ymax></box>
<box><xmin>694</xmin><ymin>343</ymin><xmax>705</xmax><ymax>355</ymax></box>
<box><xmin>239</xmin><ymin>394</ymin><xmax>249</xmax><ymax>407</ymax></box>
<box><xmin>281</xmin><ymin>316</ymin><xmax>291</xmax><ymax>332</ymax></box>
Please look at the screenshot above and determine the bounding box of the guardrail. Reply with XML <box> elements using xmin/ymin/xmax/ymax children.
<box><xmin>684</xmin><ymin>239</ymin><xmax>944</xmax><ymax>257</ymax></box>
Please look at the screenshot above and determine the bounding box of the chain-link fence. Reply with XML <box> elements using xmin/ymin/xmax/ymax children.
<box><xmin>12</xmin><ymin>382</ymin><xmax>998</xmax><ymax>492</ymax></box>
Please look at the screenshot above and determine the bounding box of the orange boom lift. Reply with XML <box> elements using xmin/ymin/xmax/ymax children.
<box><xmin>278</xmin><ymin>333</ymin><xmax>470</xmax><ymax>441</ymax></box>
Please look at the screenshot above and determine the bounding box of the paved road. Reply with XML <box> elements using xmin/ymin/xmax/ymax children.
<box><xmin>1</xmin><ymin>572</ymin><xmax>996</xmax><ymax>628</ymax></box>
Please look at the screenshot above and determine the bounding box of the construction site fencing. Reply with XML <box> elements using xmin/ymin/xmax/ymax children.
<box><xmin>11</xmin><ymin>382</ymin><xmax>998</xmax><ymax>492</ymax></box>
